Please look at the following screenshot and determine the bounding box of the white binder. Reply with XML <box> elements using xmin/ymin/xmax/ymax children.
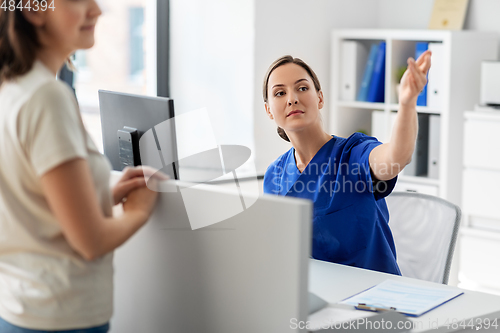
<box><xmin>372</xmin><ymin>111</ymin><xmax>398</xmax><ymax>144</ymax></box>
<box><xmin>388</xmin><ymin>111</ymin><xmax>398</xmax><ymax>142</ymax></box>
<box><xmin>428</xmin><ymin>115</ymin><xmax>441</xmax><ymax>179</ymax></box>
<box><xmin>340</xmin><ymin>41</ymin><xmax>368</xmax><ymax>101</ymax></box>
<box><xmin>427</xmin><ymin>43</ymin><xmax>444</xmax><ymax>109</ymax></box>
<box><xmin>371</xmin><ymin>110</ymin><xmax>387</xmax><ymax>142</ymax></box>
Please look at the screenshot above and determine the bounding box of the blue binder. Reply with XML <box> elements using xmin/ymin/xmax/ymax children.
<box><xmin>366</xmin><ymin>42</ymin><xmax>386</xmax><ymax>103</ymax></box>
<box><xmin>357</xmin><ymin>44</ymin><xmax>379</xmax><ymax>102</ymax></box>
<box><xmin>415</xmin><ymin>42</ymin><xmax>429</xmax><ymax>106</ymax></box>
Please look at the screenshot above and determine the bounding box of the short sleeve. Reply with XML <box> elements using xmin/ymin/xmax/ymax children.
<box><xmin>263</xmin><ymin>163</ymin><xmax>275</xmax><ymax>194</ymax></box>
<box><xmin>18</xmin><ymin>81</ymin><xmax>88</xmax><ymax>176</ymax></box>
<box><xmin>263</xmin><ymin>157</ymin><xmax>283</xmax><ymax>195</ymax></box>
<box><xmin>346</xmin><ymin>133</ymin><xmax>397</xmax><ymax>200</ymax></box>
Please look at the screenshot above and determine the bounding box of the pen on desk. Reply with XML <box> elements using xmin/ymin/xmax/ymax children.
<box><xmin>355</xmin><ymin>303</ymin><xmax>397</xmax><ymax>312</ymax></box>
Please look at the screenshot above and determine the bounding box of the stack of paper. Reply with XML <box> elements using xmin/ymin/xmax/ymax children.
<box><xmin>339</xmin><ymin>280</ymin><xmax>463</xmax><ymax>317</ymax></box>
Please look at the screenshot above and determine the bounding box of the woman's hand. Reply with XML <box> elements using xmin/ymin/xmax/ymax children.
<box><xmin>398</xmin><ymin>50</ymin><xmax>432</xmax><ymax>107</ymax></box>
<box><xmin>41</xmin><ymin>160</ymin><xmax>164</xmax><ymax>261</ymax></box>
<box><xmin>112</xmin><ymin>166</ymin><xmax>168</xmax><ymax>205</ymax></box>
<box><xmin>122</xmin><ymin>179</ymin><xmax>159</xmax><ymax>224</ymax></box>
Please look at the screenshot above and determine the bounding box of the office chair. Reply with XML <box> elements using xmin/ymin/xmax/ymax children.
<box><xmin>385</xmin><ymin>192</ymin><xmax>462</xmax><ymax>284</ymax></box>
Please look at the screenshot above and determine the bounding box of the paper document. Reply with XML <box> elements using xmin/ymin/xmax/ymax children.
<box><xmin>339</xmin><ymin>280</ymin><xmax>464</xmax><ymax>317</ymax></box>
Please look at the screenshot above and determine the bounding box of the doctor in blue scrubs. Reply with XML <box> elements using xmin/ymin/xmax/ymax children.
<box><xmin>262</xmin><ymin>54</ymin><xmax>431</xmax><ymax>275</ymax></box>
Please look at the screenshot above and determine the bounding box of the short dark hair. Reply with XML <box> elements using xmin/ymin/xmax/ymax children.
<box><xmin>262</xmin><ymin>55</ymin><xmax>322</xmax><ymax>142</ymax></box>
<box><xmin>0</xmin><ymin>3</ymin><xmax>40</xmax><ymax>83</ymax></box>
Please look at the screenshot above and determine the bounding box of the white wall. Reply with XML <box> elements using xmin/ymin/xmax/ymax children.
<box><xmin>378</xmin><ymin>0</ymin><xmax>500</xmax><ymax>55</ymax></box>
<box><xmin>377</xmin><ymin>0</ymin><xmax>435</xmax><ymax>29</ymax></box>
<box><xmin>253</xmin><ymin>0</ymin><xmax>379</xmax><ymax>173</ymax></box>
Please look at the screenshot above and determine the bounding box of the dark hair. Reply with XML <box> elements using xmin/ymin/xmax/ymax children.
<box><xmin>263</xmin><ymin>55</ymin><xmax>322</xmax><ymax>142</ymax></box>
<box><xmin>0</xmin><ymin>3</ymin><xmax>40</xmax><ymax>83</ymax></box>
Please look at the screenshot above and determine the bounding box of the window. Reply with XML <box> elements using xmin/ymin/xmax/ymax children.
<box><xmin>73</xmin><ymin>0</ymin><xmax>157</xmax><ymax>152</ymax></box>
<box><xmin>129</xmin><ymin>7</ymin><xmax>145</xmax><ymax>79</ymax></box>
<box><xmin>169</xmin><ymin>0</ymin><xmax>255</xmax><ymax>157</ymax></box>
<box><xmin>71</xmin><ymin>0</ymin><xmax>255</xmax><ymax>169</ymax></box>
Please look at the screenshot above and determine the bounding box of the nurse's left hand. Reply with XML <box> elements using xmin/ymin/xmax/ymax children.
<box><xmin>398</xmin><ymin>50</ymin><xmax>432</xmax><ymax>107</ymax></box>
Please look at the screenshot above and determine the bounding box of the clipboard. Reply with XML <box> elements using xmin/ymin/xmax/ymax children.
<box><xmin>338</xmin><ymin>279</ymin><xmax>464</xmax><ymax>317</ymax></box>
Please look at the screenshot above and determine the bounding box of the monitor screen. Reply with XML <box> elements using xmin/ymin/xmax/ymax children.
<box><xmin>99</xmin><ymin>90</ymin><xmax>178</xmax><ymax>180</ymax></box>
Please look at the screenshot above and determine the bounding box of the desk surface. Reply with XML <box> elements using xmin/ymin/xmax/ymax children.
<box><xmin>309</xmin><ymin>259</ymin><xmax>500</xmax><ymax>332</ymax></box>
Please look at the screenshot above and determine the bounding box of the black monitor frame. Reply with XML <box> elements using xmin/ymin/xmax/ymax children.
<box><xmin>99</xmin><ymin>90</ymin><xmax>178</xmax><ymax>179</ymax></box>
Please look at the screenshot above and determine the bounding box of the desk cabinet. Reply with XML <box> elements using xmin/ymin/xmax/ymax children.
<box><xmin>460</xmin><ymin>111</ymin><xmax>500</xmax><ymax>294</ymax></box>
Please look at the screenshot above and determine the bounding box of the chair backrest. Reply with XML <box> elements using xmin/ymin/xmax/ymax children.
<box><xmin>386</xmin><ymin>192</ymin><xmax>461</xmax><ymax>284</ymax></box>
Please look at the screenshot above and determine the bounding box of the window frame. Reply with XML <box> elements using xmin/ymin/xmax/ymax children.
<box><xmin>156</xmin><ymin>0</ymin><xmax>170</xmax><ymax>98</ymax></box>
<box><xmin>59</xmin><ymin>0</ymin><xmax>169</xmax><ymax>98</ymax></box>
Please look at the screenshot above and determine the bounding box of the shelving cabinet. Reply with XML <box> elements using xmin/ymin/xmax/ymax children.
<box><xmin>330</xmin><ymin>29</ymin><xmax>498</xmax><ymax>206</ymax></box>
<box><xmin>460</xmin><ymin>111</ymin><xmax>500</xmax><ymax>294</ymax></box>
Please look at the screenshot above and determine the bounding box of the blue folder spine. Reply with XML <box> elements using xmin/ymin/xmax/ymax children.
<box><xmin>357</xmin><ymin>44</ymin><xmax>379</xmax><ymax>102</ymax></box>
<box><xmin>415</xmin><ymin>42</ymin><xmax>429</xmax><ymax>106</ymax></box>
<box><xmin>366</xmin><ymin>42</ymin><xmax>386</xmax><ymax>103</ymax></box>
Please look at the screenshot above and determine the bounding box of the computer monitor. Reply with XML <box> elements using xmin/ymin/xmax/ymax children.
<box><xmin>98</xmin><ymin>90</ymin><xmax>178</xmax><ymax>179</ymax></box>
<box><xmin>110</xmin><ymin>177</ymin><xmax>312</xmax><ymax>333</ymax></box>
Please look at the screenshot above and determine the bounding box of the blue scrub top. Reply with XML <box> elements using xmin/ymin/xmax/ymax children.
<box><xmin>263</xmin><ymin>133</ymin><xmax>401</xmax><ymax>275</ymax></box>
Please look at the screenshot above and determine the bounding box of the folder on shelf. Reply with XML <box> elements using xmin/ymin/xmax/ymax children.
<box><xmin>340</xmin><ymin>41</ymin><xmax>368</xmax><ymax>101</ymax></box>
<box><xmin>388</xmin><ymin>112</ymin><xmax>398</xmax><ymax>142</ymax></box>
<box><xmin>371</xmin><ymin>110</ymin><xmax>387</xmax><ymax>143</ymax></box>
<box><xmin>403</xmin><ymin>113</ymin><xmax>429</xmax><ymax>177</ymax></box>
<box><xmin>427</xmin><ymin>43</ymin><xmax>444</xmax><ymax>109</ymax></box>
<box><xmin>428</xmin><ymin>115</ymin><xmax>441</xmax><ymax>179</ymax></box>
<box><xmin>366</xmin><ymin>42</ymin><xmax>386</xmax><ymax>103</ymax></box>
<box><xmin>371</xmin><ymin>110</ymin><xmax>398</xmax><ymax>144</ymax></box>
<box><xmin>339</xmin><ymin>279</ymin><xmax>464</xmax><ymax>317</ymax></box>
<box><xmin>357</xmin><ymin>44</ymin><xmax>379</xmax><ymax>102</ymax></box>
<box><xmin>415</xmin><ymin>42</ymin><xmax>429</xmax><ymax>107</ymax></box>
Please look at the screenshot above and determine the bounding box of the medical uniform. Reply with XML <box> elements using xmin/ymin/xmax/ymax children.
<box><xmin>263</xmin><ymin>133</ymin><xmax>401</xmax><ymax>275</ymax></box>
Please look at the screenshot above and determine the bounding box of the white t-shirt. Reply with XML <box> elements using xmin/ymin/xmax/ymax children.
<box><xmin>0</xmin><ymin>61</ymin><xmax>114</xmax><ymax>330</ymax></box>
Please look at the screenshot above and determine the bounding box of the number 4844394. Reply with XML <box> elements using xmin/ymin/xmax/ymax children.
<box><xmin>444</xmin><ymin>317</ymin><xmax>499</xmax><ymax>330</ymax></box>
<box><xmin>1</xmin><ymin>0</ymin><xmax>56</xmax><ymax>11</ymax></box>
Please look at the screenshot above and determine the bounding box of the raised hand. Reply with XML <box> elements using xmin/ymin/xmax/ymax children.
<box><xmin>398</xmin><ymin>50</ymin><xmax>432</xmax><ymax>107</ymax></box>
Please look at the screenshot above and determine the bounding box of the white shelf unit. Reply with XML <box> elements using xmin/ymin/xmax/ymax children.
<box><xmin>459</xmin><ymin>111</ymin><xmax>500</xmax><ymax>294</ymax></box>
<box><xmin>330</xmin><ymin>29</ymin><xmax>498</xmax><ymax>205</ymax></box>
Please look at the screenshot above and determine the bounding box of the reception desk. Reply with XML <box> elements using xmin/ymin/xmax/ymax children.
<box><xmin>309</xmin><ymin>259</ymin><xmax>500</xmax><ymax>332</ymax></box>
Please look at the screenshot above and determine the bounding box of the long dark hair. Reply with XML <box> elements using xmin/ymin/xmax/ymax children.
<box><xmin>263</xmin><ymin>55</ymin><xmax>322</xmax><ymax>142</ymax></box>
<box><xmin>0</xmin><ymin>3</ymin><xmax>40</xmax><ymax>83</ymax></box>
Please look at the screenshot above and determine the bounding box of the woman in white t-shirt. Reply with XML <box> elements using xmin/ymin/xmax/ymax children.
<box><xmin>0</xmin><ymin>1</ymin><xmax>161</xmax><ymax>332</ymax></box>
